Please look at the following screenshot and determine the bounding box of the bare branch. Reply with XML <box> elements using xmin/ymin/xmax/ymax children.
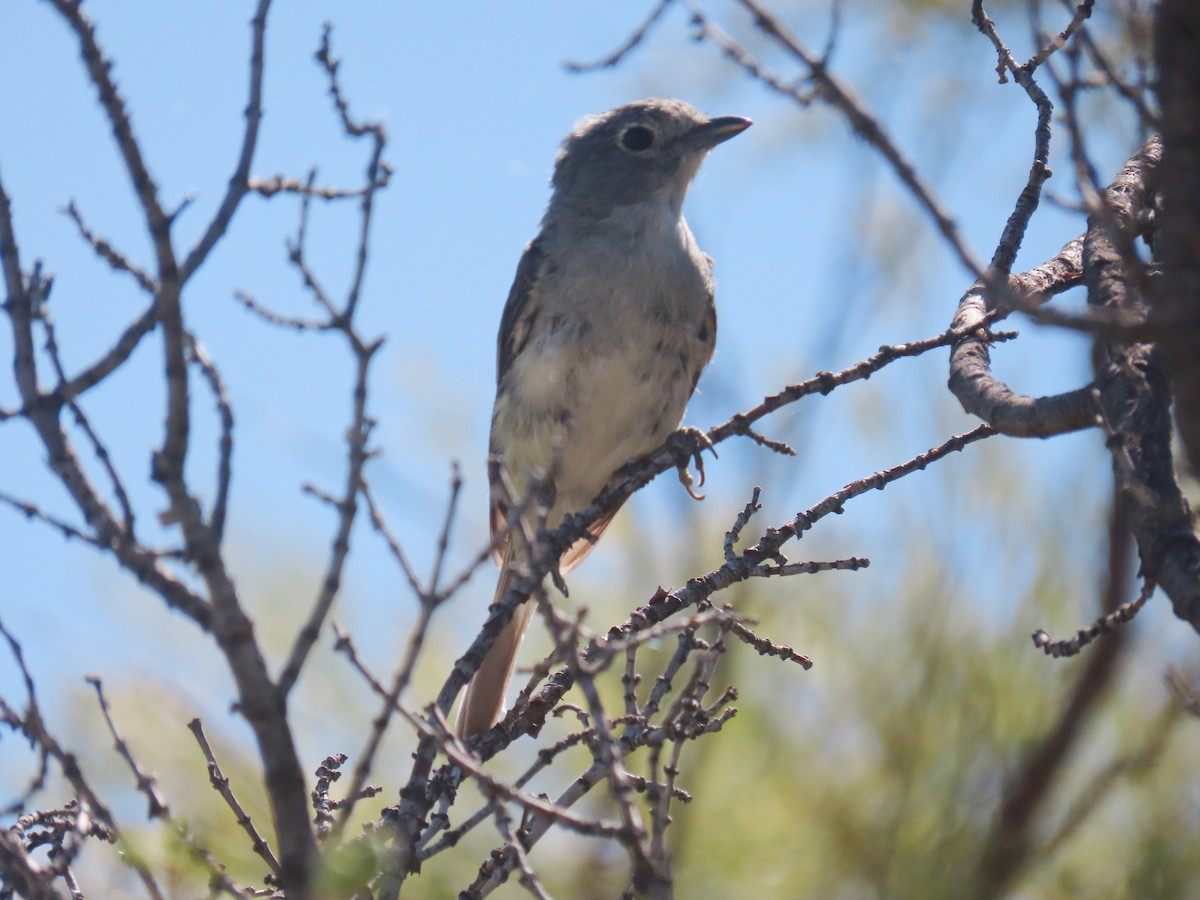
<box><xmin>1073</xmin><ymin>137</ymin><xmax>1200</xmax><ymax>633</ymax></box>
<box><xmin>248</xmin><ymin>174</ymin><xmax>380</xmax><ymax>200</ymax></box>
<box><xmin>86</xmin><ymin>678</ymin><xmax>169</xmax><ymax>820</ymax></box>
<box><xmin>359</xmin><ymin>480</ymin><xmax>425</xmax><ymax>599</ymax></box>
<box><xmin>1031</xmin><ymin>579</ymin><xmax>1153</xmax><ymax>658</ymax></box>
<box><xmin>688</xmin><ymin>0</ymin><xmax>984</xmax><ymax>276</ymax></box>
<box><xmin>720</xmin><ymin>610</ymin><xmax>814</xmax><ymax>669</ymax></box>
<box><xmin>0</xmin><ymin>621</ymin><xmax>165</xmax><ymax>899</ymax></box>
<box><xmin>187</xmin><ymin>718</ymin><xmax>283</xmax><ymax>877</ymax></box>
<box><xmin>481</xmin><ymin>426</ymin><xmax>991</xmax><ymax>753</ymax></box>
<box><xmin>40</xmin><ymin>4</ymin><xmax>320</xmax><ymax>885</ymax></box>
<box><xmin>48</xmin><ymin>0</ymin><xmax>172</xmax><ymax>242</ymax></box>
<box><xmin>1027</xmin><ymin>1</ymin><xmax>1095</xmax><ymax>72</ymax></box>
<box><xmin>970</xmin><ymin>0</ymin><xmax>1056</xmax><ymax>276</ymax></box>
<box><xmin>39</xmin><ymin>303</ymin><xmax>160</xmax><ymax>413</ymax></box>
<box><xmin>949</xmin><ymin>283</ymin><xmax>1099</xmax><ymax>438</ymax></box>
<box><xmin>180</xmin><ymin>0</ymin><xmax>273</xmax><ymax>281</ymax></box>
<box><xmin>1153</xmin><ymin>0</ymin><xmax>1200</xmax><ymax>474</ymax></box>
<box><xmin>62</xmin><ymin>201</ymin><xmax>156</xmax><ymax>293</ymax></box>
<box><xmin>1</xmin><ymin>172</ymin><xmax>212</xmax><ymax>626</ymax></box>
<box><xmin>0</xmin><ymin>492</ymin><xmax>101</xmax><ymax>549</ymax></box>
<box><xmin>716</xmin><ymin>319</ymin><xmax>1013</xmax><ymax>448</ymax></box>
<box><xmin>273</xmin><ymin>32</ymin><xmax>391</xmax><ymax>697</ymax></box>
<box><xmin>187</xmin><ymin>336</ymin><xmax>235</xmax><ymax>546</ymax></box>
<box><xmin>39</xmin><ymin>310</ymin><xmax>137</xmax><ymax>533</ymax></box>
<box><xmin>234</xmin><ymin>288</ymin><xmax>331</xmax><ymax>331</ymax></box>
<box><xmin>948</xmin><ymin>138</ymin><xmax>1164</xmax><ymax>437</ymax></box>
<box><xmin>428</xmin><ymin>463</ymin><xmax>463</xmax><ymax>596</ymax></box>
<box><xmin>313</xmin><ymin>23</ymin><xmax>390</xmax><ymax>321</ymax></box>
<box><xmin>564</xmin><ymin>0</ymin><xmax>675</xmax><ymax>72</ymax></box>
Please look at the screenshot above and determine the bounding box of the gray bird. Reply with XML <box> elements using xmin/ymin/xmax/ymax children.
<box><xmin>456</xmin><ymin>99</ymin><xmax>750</xmax><ymax>738</ymax></box>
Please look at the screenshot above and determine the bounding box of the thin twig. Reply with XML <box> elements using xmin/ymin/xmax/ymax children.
<box><xmin>187</xmin><ymin>718</ymin><xmax>282</xmax><ymax>876</ymax></box>
<box><xmin>86</xmin><ymin>678</ymin><xmax>168</xmax><ymax>820</ymax></box>
<box><xmin>1032</xmin><ymin>579</ymin><xmax>1154</xmax><ymax>658</ymax></box>
<box><xmin>234</xmin><ymin>289</ymin><xmax>330</xmax><ymax>331</ymax></box>
<box><xmin>180</xmin><ymin>0</ymin><xmax>273</xmax><ymax>281</ymax></box>
<box><xmin>564</xmin><ymin>0</ymin><xmax>675</xmax><ymax>71</ymax></box>
<box><xmin>249</xmin><ymin>174</ymin><xmax>379</xmax><ymax>200</ymax></box>
<box><xmin>186</xmin><ymin>336</ymin><xmax>234</xmax><ymax>546</ymax></box>
<box><xmin>692</xmin><ymin>0</ymin><xmax>984</xmax><ymax>276</ymax></box>
<box><xmin>0</xmin><ymin>620</ymin><xmax>165</xmax><ymax>899</ymax></box>
<box><xmin>62</xmin><ymin>201</ymin><xmax>156</xmax><ymax>293</ymax></box>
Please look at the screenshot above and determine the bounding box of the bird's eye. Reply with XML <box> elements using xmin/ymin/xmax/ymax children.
<box><xmin>619</xmin><ymin>125</ymin><xmax>655</xmax><ymax>152</ymax></box>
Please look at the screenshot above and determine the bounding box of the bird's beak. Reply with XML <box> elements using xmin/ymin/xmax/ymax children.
<box><xmin>690</xmin><ymin>115</ymin><xmax>752</xmax><ymax>149</ymax></box>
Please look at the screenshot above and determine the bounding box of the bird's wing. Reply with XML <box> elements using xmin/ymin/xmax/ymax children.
<box><xmin>489</xmin><ymin>239</ymin><xmax>546</xmax><ymax>562</ymax></box>
<box><xmin>488</xmin><ymin>237</ymin><xmax>619</xmax><ymax>572</ymax></box>
<box><xmin>496</xmin><ymin>238</ymin><xmax>546</xmax><ymax>382</ymax></box>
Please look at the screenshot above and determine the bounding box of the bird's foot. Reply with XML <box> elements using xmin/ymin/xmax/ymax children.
<box><xmin>665</xmin><ymin>427</ymin><xmax>715</xmax><ymax>501</ymax></box>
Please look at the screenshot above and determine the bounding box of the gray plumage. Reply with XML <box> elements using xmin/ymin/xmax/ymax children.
<box><xmin>456</xmin><ymin>99</ymin><xmax>750</xmax><ymax>738</ymax></box>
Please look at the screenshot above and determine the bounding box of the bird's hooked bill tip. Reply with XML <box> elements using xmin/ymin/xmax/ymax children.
<box><xmin>695</xmin><ymin>115</ymin><xmax>753</xmax><ymax>147</ymax></box>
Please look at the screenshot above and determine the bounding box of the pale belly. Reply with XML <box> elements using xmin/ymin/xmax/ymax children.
<box><xmin>492</xmin><ymin>334</ymin><xmax>699</xmax><ymax>525</ymax></box>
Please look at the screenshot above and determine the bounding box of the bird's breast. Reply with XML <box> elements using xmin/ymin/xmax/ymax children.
<box><xmin>493</xmin><ymin>225</ymin><xmax>716</xmax><ymax>520</ymax></box>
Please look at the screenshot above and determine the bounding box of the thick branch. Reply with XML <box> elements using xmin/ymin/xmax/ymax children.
<box><xmin>1086</xmin><ymin>137</ymin><xmax>1200</xmax><ymax>631</ymax></box>
<box><xmin>949</xmin><ymin>139</ymin><xmax>1162</xmax><ymax>437</ymax></box>
<box><xmin>948</xmin><ymin>239</ymin><xmax>1097</xmax><ymax>437</ymax></box>
<box><xmin>1153</xmin><ymin>0</ymin><xmax>1200</xmax><ymax>474</ymax></box>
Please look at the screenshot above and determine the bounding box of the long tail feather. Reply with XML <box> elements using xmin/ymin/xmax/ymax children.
<box><xmin>455</xmin><ymin>549</ymin><xmax>535</xmax><ymax>738</ymax></box>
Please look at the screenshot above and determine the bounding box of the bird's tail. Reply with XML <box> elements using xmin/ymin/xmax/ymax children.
<box><xmin>455</xmin><ymin>549</ymin><xmax>535</xmax><ymax>738</ymax></box>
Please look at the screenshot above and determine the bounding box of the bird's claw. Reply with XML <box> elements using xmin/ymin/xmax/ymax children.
<box><xmin>666</xmin><ymin>427</ymin><xmax>714</xmax><ymax>501</ymax></box>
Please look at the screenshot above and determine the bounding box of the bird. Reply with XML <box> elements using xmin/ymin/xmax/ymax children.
<box><xmin>455</xmin><ymin>99</ymin><xmax>750</xmax><ymax>738</ymax></box>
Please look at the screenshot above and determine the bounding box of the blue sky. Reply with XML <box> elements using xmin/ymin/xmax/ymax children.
<box><xmin>0</xmin><ymin>1</ymin><xmax>1180</xmax><ymax>809</ymax></box>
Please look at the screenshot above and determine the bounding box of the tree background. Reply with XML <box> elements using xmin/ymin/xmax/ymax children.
<box><xmin>1</xmin><ymin>1</ymin><xmax>1197</xmax><ymax>897</ymax></box>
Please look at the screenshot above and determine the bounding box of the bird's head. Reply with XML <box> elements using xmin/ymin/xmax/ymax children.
<box><xmin>548</xmin><ymin>98</ymin><xmax>750</xmax><ymax>220</ymax></box>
